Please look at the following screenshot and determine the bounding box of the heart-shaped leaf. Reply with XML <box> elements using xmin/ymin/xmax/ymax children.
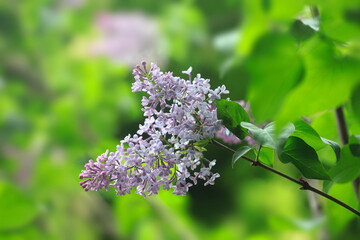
<box><xmin>292</xmin><ymin>119</ymin><xmax>326</xmax><ymax>150</ymax></box>
<box><xmin>240</xmin><ymin>122</ymin><xmax>295</xmax><ymax>154</ymax></box>
<box><xmin>292</xmin><ymin>119</ymin><xmax>340</xmax><ymax>160</ymax></box>
<box><xmin>279</xmin><ymin>137</ymin><xmax>331</xmax><ymax>180</ymax></box>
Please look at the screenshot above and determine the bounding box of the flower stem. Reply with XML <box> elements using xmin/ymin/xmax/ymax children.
<box><xmin>211</xmin><ymin>139</ymin><xmax>360</xmax><ymax>217</ymax></box>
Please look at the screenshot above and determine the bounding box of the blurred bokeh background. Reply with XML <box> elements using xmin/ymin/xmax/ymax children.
<box><xmin>1</xmin><ymin>0</ymin><xmax>360</xmax><ymax>239</ymax></box>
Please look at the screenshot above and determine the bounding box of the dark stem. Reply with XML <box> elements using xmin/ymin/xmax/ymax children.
<box><xmin>211</xmin><ymin>139</ymin><xmax>360</xmax><ymax>217</ymax></box>
<box><xmin>310</xmin><ymin>6</ymin><xmax>320</xmax><ymax>18</ymax></box>
<box><xmin>335</xmin><ymin>106</ymin><xmax>360</xmax><ymax>202</ymax></box>
<box><xmin>335</xmin><ymin>106</ymin><xmax>349</xmax><ymax>146</ymax></box>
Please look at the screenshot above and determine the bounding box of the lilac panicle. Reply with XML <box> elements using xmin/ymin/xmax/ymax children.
<box><xmin>80</xmin><ymin>62</ymin><xmax>229</xmax><ymax>197</ymax></box>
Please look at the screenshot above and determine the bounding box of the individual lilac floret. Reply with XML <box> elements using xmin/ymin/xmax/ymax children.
<box><xmin>215</xmin><ymin>100</ymin><xmax>256</xmax><ymax>146</ymax></box>
<box><xmin>80</xmin><ymin>62</ymin><xmax>229</xmax><ymax>197</ymax></box>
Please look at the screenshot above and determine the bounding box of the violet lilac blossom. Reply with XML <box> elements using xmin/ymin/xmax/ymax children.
<box><xmin>80</xmin><ymin>62</ymin><xmax>229</xmax><ymax>197</ymax></box>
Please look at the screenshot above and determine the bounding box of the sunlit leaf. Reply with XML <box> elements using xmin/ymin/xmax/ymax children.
<box><xmin>319</xmin><ymin>1</ymin><xmax>360</xmax><ymax>42</ymax></box>
<box><xmin>245</xmin><ymin>33</ymin><xmax>303</xmax><ymax>121</ymax></box>
<box><xmin>238</xmin><ymin>0</ymin><xmax>304</xmax><ymax>54</ymax></box>
<box><xmin>266</xmin><ymin>0</ymin><xmax>304</xmax><ymax>21</ymax></box>
<box><xmin>276</xmin><ymin>36</ymin><xmax>360</xmax><ymax>126</ymax></box>
<box><xmin>291</xmin><ymin>119</ymin><xmax>341</xmax><ymax>160</ymax></box>
<box><xmin>258</xmin><ymin>147</ymin><xmax>274</xmax><ymax>167</ymax></box>
<box><xmin>292</xmin><ymin>119</ymin><xmax>326</xmax><ymax>150</ymax></box>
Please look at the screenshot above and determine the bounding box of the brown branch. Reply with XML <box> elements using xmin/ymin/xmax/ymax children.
<box><xmin>335</xmin><ymin>106</ymin><xmax>360</xmax><ymax>202</ymax></box>
<box><xmin>211</xmin><ymin>139</ymin><xmax>360</xmax><ymax>217</ymax></box>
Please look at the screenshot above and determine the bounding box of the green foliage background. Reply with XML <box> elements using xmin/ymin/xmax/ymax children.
<box><xmin>1</xmin><ymin>0</ymin><xmax>360</xmax><ymax>239</ymax></box>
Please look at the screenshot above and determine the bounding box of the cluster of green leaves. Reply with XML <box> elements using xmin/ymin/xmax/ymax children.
<box><xmin>216</xmin><ymin>98</ymin><xmax>360</xmax><ymax>214</ymax></box>
<box><xmin>231</xmin><ymin>0</ymin><xmax>360</xmax><ymax>125</ymax></box>
<box><xmin>216</xmin><ymin>100</ymin><xmax>345</xmax><ymax>182</ymax></box>
<box><xmin>216</xmin><ymin>2</ymin><xmax>360</xmax><ymax>234</ymax></box>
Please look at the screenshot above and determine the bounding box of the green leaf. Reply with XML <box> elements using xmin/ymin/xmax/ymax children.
<box><xmin>258</xmin><ymin>147</ymin><xmax>274</xmax><ymax>167</ymax></box>
<box><xmin>292</xmin><ymin>119</ymin><xmax>341</xmax><ymax>160</ymax></box>
<box><xmin>349</xmin><ymin>135</ymin><xmax>360</xmax><ymax>157</ymax></box>
<box><xmin>323</xmin><ymin>181</ymin><xmax>334</xmax><ymax>194</ymax></box>
<box><xmin>0</xmin><ymin>181</ymin><xmax>38</xmax><ymax>230</ymax></box>
<box><xmin>319</xmin><ymin>1</ymin><xmax>360</xmax><ymax>42</ymax></box>
<box><xmin>276</xmin><ymin>123</ymin><xmax>297</xmax><ymax>155</ymax></box>
<box><xmin>328</xmin><ymin>145</ymin><xmax>360</xmax><ymax>183</ymax></box>
<box><xmin>232</xmin><ymin>146</ymin><xmax>254</xmax><ymax>167</ymax></box>
<box><xmin>276</xmin><ymin>36</ymin><xmax>360</xmax><ymax>126</ymax></box>
<box><xmin>241</xmin><ymin>122</ymin><xmax>275</xmax><ymax>147</ymax></box>
<box><xmin>349</xmin><ymin>134</ymin><xmax>360</xmax><ymax>144</ymax></box>
<box><xmin>194</xmin><ymin>138</ymin><xmax>211</xmax><ymax>147</ymax></box>
<box><xmin>238</xmin><ymin>0</ymin><xmax>304</xmax><ymax>54</ymax></box>
<box><xmin>289</xmin><ymin>19</ymin><xmax>316</xmax><ymax>42</ymax></box>
<box><xmin>240</xmin><ymin>122</ymin><xmax>295</xmax><ymax>154</ymax></box>
<box><xmin>194</xmin><ymin>146</ymin><xmax>207</xmax><ymax>152</ymax></box>
<box><xmin>215</xmin><ymin>99</ymin><xmax>250</xmax><ymax>139</ymax></box>
<box><xmin>292</xmin><ymin>119</ymin><xmax>326</xmax><ymax>151</ymax></box>
<box><xmin>321</xmin><ymin>137</ymin><xmax>341</xmax><ymax>161</ymax></box>
<box><xmin>266</xmin><ymin>0</ymin><xmax>304</xmax><ymax>21</ymax></box>
<box><xmin>279</xmin><ymin>137</ymin><xmax>331</xmax><ymax>180</ymax></box>
<box><xmin>349</xmin><ymin>144</ymin><xmax>360</xmax><ymax>157</ymax></box>
<box><xmin>245</xmin><ymin>33</ymin><xmax>303</xmax><ymax>121</ymax></box>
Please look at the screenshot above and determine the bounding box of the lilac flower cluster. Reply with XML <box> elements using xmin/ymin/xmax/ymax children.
<box><xmin>80</xmin><ymin>62</ymin><xmax>229</xmax><ymax>197</ymax></box>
